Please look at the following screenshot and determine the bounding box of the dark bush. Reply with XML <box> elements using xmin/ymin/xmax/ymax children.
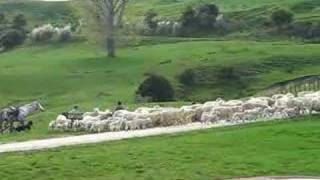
<box><xmin>291</xmin><ymin>22</ymin><xmax>320</xmax><ymax>39</ymax></box>
<box><xmin>197</xmin><ymin>4</ymin><xmax>219</xmax><ymax>30</ymax></box>
<box><xmin>180</xmin><ymin>6</ymin><xmax>198</xmax><ymax>35</ymax></box>
<box><xmin>144</xmin><ymin>10</ymin><xmax>158</xmax><ymax>32</ymax></box>
<box><xmin>271</xmin><ymin>9</ymin><xmax>294</xmax><ymax>28</ymax></box>
<box><xmin>136</xmin><ymin>74</ymin><xmax>174</xmax><ymax>102</ymax></box>
<box><xmin>178</xmin><ymin>69</ymin><xmax>196</xmax><ymax>86</ymax></box>
<box><xmin>0</xmin><ymin>13</ymin><xmax>6</xmax><ymax>24</ymax></box>
<box><xmin>0</xmin><ymin>13</ymin><xmax>27</xmax><ymax>51</ymax></box>
<box><xmin>12</xmin><ymin>14</ymin><xmax>27</xmax><ymax>29</ymax></box>
<box><xmin>0</xmin><ymin>29</ymin><xmax>26</xmax><ymax>50</ymax></box>
<box><xmin>180</xmin><ymin>4</ymin><xmax>220</xmax><ymax>35</ymax></box>
<box><xmin>217</xmin><ymin>66</ymin><xmax>239</xmax><ymax>81</ymax></box>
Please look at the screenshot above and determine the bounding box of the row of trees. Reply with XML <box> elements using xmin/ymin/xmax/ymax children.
<box><xmin>72</xmin><ymin>1</ymin><xmax>314</xmax><ymax>58</ymax></box>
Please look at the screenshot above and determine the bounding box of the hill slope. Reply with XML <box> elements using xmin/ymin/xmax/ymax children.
<box><xmin>1</xmin><ymin>0</ymin><xmax>319</xmax><ymax>27</ymax></box>
<box><xmin>0</xmin><ymin>39</ymin><xmax>319</xmax><ymax>142</ymax></box>
<box><xmin>126</xmin><ymin>0</ymin><xmax>320</xmax><ymax>22</ymax></box>
<box><xmin>0</xmin><ymin>1</ymin><xmax>75</xmax><ymax>27</ymax></box>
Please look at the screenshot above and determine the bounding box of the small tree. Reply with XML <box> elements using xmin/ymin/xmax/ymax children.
<box><xmin>180</xmin><ymin>6</ymin><xmax>197</xmax><ymax>35</ymax></box>
<box><xmin>197</xmin><ymin>4</ymin><xmax>219</xmax><ymax>29</ymax></box>
<box><xmin>180</xmin><ymin>4</ymin><xmax>220</xmax><ymax>35</ymax></box>
<box><xmin>271</xmin><ymin>9</ymin><xmax>294</xmax><ymax>29</ymax></box>
<box><xmin>144</xmin><ymin>10</ymin><xmax>158</xmax><ymax>31</ymax></box>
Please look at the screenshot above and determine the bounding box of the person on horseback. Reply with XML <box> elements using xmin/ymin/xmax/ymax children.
<box><xmin>114</xmin><ymin>101</ymin><xmax>126</xmax><ymax>112</ymax></box>
<box><xmin>68</xmin><ymin>105</ymin><xmax>83</xmax><ymax>120</ymax></box>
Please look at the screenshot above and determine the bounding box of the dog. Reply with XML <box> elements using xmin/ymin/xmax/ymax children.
<box><xmin>14</xmin><ymin>121</ymin><xmax>33</xmax><ymax>132</ymax></box>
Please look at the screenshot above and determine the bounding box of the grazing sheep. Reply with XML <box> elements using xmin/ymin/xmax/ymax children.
<box><xmin>30</xmin><ymin>24</ymin><xmax>72</xmax><ymax>43</ymax></box>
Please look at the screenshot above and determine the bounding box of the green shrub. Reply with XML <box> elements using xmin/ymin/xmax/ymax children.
<box><xmin>144</xmin><ymin>10</ymin><xmax>158</xmax><ymax>33</ymax></box>
<box><xmin>180</xmin><ymin>4</ymin><xmax>220</xmax><ymax>36</ymax></box>
<box><xmin>0</xmin><ymin>29</ymin><xmax>26</xmax><ymax>50</ymax></box>
<box><xmin>0</xmin><ymin>12</ymin><xmax>6</xmax><ymax>25</ymax></box>
<box><xmin>271</xmin><ymin>9</ymin><xmax>294</xmax><ymax>28</ymax></box>
<box><xmin>291</xmin><ymin>22</ymin><xmax>320</xmax><ymax>39</ymax></box>
<box><xmin>197</xmin><ymin>4</ymin><xmax>219</xmax><ymax>29</ymax></box>
<box><xmin>178</xmin><ymin>69</ymin><xmax>196</xmax><ymax>86</ymax></box>
<box><xmin>12</xmin><ymin>14</ymin><xmax>27</xmax><ymax>29</ymax></box>
<box><xmin>136</xmin><ymin>74</ymin><xmax>174</xmax><ymax>102</ymax></box>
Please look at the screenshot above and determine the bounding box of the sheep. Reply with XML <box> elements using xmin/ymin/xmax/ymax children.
<box><xmin>172</xmin><ymin>22</ymin><xmax>181</xmax><ymax>35</ymax></box>
<box><xmin>180</xmin><ymin>104</ymin><xmax>202</xmax><ymax>123</ymax></box>
<box><xmin>202</xmin><ymin>98</ymin><xmax>225</xmax><ymax>112</ymax></box>
<box><xmin>243</xmin><ymin>97</ymin><xmax>270</xmax><ymax>110</ymax></box>
<box><xmin>201</xmin><ymin>105</ymin><xmax>242</xmax><ymax>123</ymax></box>
<box><xmin>49</xmin><ymin>90</ymin><xmax>320</xmax><ymax>133</ymax></box>
<box><xmin>274</xmin><ymin>94</ymin><xmax>305</xmax><ymax>115</ymax></box>
<box><xmin>30</xmin><ymin>24</ymin><xmax>56</xmax><ymax>42</ymax></box>
<box><xmin>108</xmin><ymin>118</ymin><xmax>126</xmax><ymax>132</ymax></box>
<box><xmin>55</xmin><ymin>25</ymin><xmax>72</xmax><ymax>42</ymax></box>
<box><xmin>113</xmin><ymin>110</ymin><xmax>138</xmax><ymax>121</ymax></box>
<box><xmin>298</xmin><ymin>94</ymin><xmax>320</xmax><ymax>114</ymax></box>
<box><xmin>124</xmin><ymin>118</ymin><xmax>155</xmax><ymax>131</ymax></box>
<box><xmin>30</xmin><ymin>24</ymin><xmax>72</xmax><ymax>43</ymax></box>
<box><xmin>156</xmin><ymin>20</ymin><xmax>175</xmax><ymax>35</ymax></box>
<box><xmin>89</xmin><ymin>120</ymin><xmax>112</xmax><ymax>133</ymax></box>
<box><xmin>158</xmin><ymin>108</ymin><xmax>182</xmax><ymax>126</ymax></box>
<box><xmin>222</xmin><ymin>100</ymin><xmax>243</xmax><ymax>107</ymax></box>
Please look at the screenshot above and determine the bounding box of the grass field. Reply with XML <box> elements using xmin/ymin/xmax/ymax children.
<box><xmin>0</xmin><ymin>1</ymin><xmax>320</xmax><ymax>179</ymax></box>
<box><xmin>0</xmin><ymin>116</ymin><xmax>320</xmax><ymax>180</ymax></box>
<box><xmin>0</xmin><ymin>1</ymin><xmax>74</xmax><ymax>27</ymax></box>
<box><xmin>0</xmin><ymin>39</ymin><xmax>319</xmax><ymax>142</ymax></box>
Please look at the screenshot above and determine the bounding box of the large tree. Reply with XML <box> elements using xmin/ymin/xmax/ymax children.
<box><xmin>82</xmin><ymin>0</ymin><xmax>128</xmax><ymax>57</ymax></box>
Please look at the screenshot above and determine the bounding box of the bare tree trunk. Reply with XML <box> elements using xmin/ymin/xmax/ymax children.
<box><xmin>107</xmin><ymin>8</ymin><xmax>115</xmax><ymax>58</ymax></box>
<box><xmin>83</xmin><ymin>0</ymin><xmax>128</xmax><ymax>58</ymax></box>
<box><xmin>107</xmin><ymin>36</ymin><xmax>115</xmax><ymax>57</ymax></box>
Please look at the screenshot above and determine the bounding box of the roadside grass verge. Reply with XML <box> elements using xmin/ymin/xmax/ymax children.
<box><xmin>0</xmin><ymin>116</ymin><xmax>320</xmax><ymax>180</ymax></box>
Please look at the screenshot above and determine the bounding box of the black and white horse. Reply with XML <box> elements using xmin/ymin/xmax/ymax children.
<box><xmin>3</xmin><ymin>101</ymin><xmax>45</xmax><ymax>132</ymax></box>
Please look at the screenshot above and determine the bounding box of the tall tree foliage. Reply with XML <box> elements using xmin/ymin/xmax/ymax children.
<box><xmin>79</xmin><ymin>0</ymin><xmax>129</xmax><ymax>58</ymax></box>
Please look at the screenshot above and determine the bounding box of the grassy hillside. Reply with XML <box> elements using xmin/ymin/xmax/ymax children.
<box><xmin>0</xmin><ymin>39</ymin><xmax>319</xmax><ymax>142</ymax></box>
<box><xmin>126</xmin><ymin>0</ymin><xmax>320</xmax><ymax>22</ymax></box>
<box><xmin>1</xmin><ymin>0</ymin><xmax>319</xmax><ymax>28</ymax></box>
<box><xmin>1</xmin><ymin>117</ymin><xmax>320</xmax><ymax>179</ymax></box>
<box><xmin>0</xmin><ymin>1</ymin><xmax>75</xmax><ymax>27</ymax></box>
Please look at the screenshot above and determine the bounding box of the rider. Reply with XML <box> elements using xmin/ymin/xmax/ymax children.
<box><xmin>68</xmin><ymin>105</ymin><xmax>83</xmax><ymax>120</ymax></box>
<box><xmin>7</xmin><ymin>106</ymin><xmax>19</xmax><ymax>120</ymax></box>
<box><xmin>114</xmin><ymin>101</ymin><xmax>126</xmax><ymax>112</ymax></box>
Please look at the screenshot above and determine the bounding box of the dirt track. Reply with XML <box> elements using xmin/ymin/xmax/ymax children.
<box><xmin>0</xmin><ymin>122</ymin><xmax>226</xmax><ymax>153</ymax></box>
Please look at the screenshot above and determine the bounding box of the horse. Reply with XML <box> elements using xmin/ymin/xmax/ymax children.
<box><xmin>7</xmin><ymin>101</ymin><xmax>45</xmax><ymax>132</ymax></box>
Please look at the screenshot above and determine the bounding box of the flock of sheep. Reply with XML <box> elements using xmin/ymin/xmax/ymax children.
<box><xmin>30</xmin><ymin>24</ymin><xmax>72</xmax><ymax>42</ymax></box>
<box><xmin>49</xmin><ymin>91</ymin><xmax>320</xmax><ymax>133</ymax></box>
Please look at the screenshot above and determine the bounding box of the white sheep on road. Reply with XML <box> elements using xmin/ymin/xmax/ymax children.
<box><xmin>49</xmin><ymin>90</ymin><xmax>320</xmax><ymax>133</ymax></box>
